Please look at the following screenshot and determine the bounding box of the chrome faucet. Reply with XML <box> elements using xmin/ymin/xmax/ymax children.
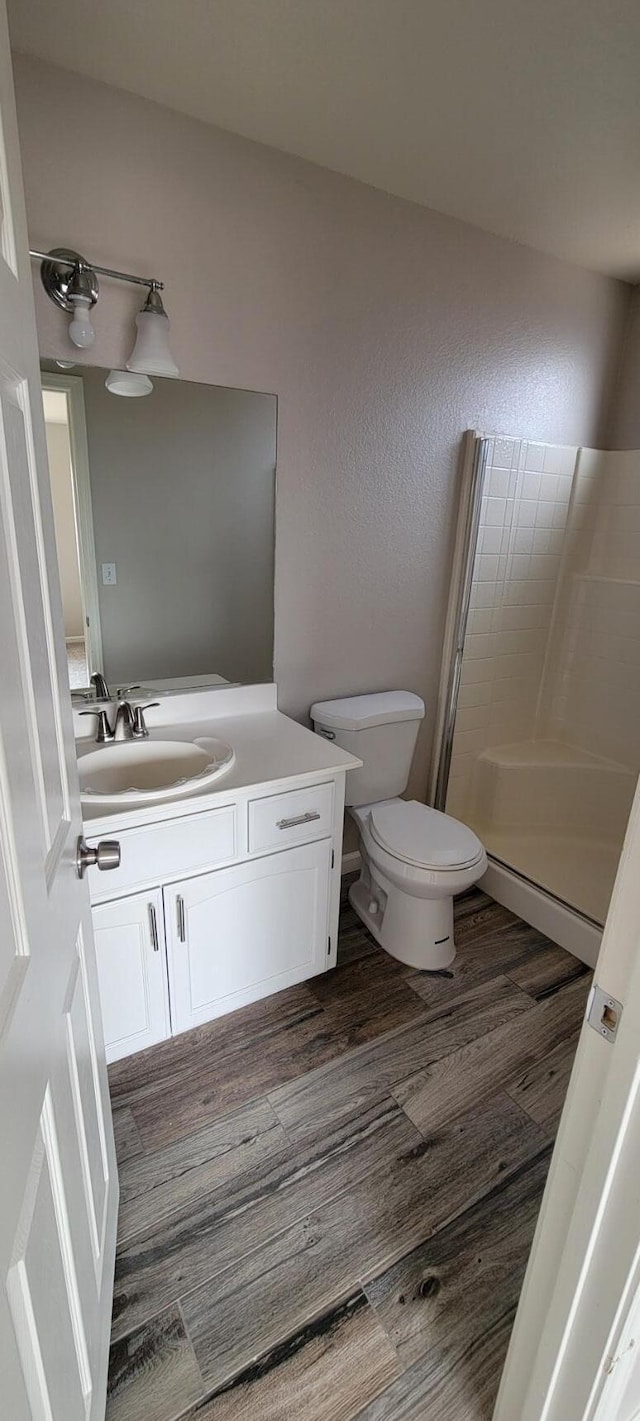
<box><xmin>80</xmin><ymin>698</ymin><xmax>160</xmax><ymax>743</ymax></box>
<box><xmin>113</xmin><ymin>699</ymin><xmax>160</xmax><ymax>740</ymax></box>
<box><xmin>114</xmin><ymin>700</ymin><xmax>135</xmax><ymax>740</ymax></box>
<box><xmin>90</xmin><ymin>671</ymin><xmax>110</xmax><ymax>700</ymax></box>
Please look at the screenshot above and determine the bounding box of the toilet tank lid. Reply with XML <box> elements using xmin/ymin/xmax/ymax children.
<box><xmin>310</xmin><ymin>691</ymin><xmax>425</xmax><ymax>731</ymax></box>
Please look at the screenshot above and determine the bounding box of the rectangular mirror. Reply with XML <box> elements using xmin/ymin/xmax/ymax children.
<box><xmin>41</xmin><ymin>362</ymin><xmax>277</xmax><ymax>694</ymax></box>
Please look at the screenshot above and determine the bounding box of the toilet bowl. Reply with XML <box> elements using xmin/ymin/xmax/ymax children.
<box><xmin>349</xmin><ymin>798</ymin><xmax>486</xmax><ymax>969</ymax></box>
<box><xmin>310</xmin><ymin>691</ymin><xmax>487</xmax><ymax>971</ymax></box>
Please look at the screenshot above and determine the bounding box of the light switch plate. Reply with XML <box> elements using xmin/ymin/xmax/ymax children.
<box><xmin>101</xmin><ymin>563</ymin><xmax>117</xmax><ymax>585</ymax></box>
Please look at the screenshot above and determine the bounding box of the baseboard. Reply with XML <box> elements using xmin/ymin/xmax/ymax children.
<box><xmin>341</xmin><ymin>850</ymin><xmax>361</xmax><ymax>876</ymax></box>
<box><xmin>481</xmin><ymin>858</ymin><xmax>601</xmax><ymax>968</ymax></box>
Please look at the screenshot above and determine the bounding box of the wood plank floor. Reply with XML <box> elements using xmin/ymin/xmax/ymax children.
<box><xmin>106</xmin><ymin>880</ymin><xmax>592</xmax><ymax>1421</ymax></box>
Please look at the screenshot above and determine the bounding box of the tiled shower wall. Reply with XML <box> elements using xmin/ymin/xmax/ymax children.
<box><xmin>539</xmin><ymin>449</ymin><xmax>640</xmax><ymax>772</ymax></box>
<box><xmin>447</xmin><ymin>436</ymin><xmax>577</xmax><ymax>818</ymax></box>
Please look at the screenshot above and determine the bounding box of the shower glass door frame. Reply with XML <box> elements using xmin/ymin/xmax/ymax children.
<box><xmin>432</xmin><ymin>431</ymin><xmax>489</xmax><ymax>810</ymax></box>
<box><xmin>431</xmin><ymin>429</ymin><xmax>639</xmax><ymax>964</ymax></box>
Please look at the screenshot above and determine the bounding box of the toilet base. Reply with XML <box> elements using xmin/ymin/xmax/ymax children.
<box><xmin>349</xmin><ymin>870</ymin><xmax>456</xmax><ymax>970</ymax></box>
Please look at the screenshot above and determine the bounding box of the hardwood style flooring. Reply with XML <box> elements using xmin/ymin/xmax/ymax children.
<box><xmin>106</xmin><ymin>881</ymin><xmax>592</xmax><ymax>1421</ymax></box>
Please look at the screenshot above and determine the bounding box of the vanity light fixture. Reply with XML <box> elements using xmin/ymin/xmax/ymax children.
<box><xmin>126</xmin><ymin>283</ymin><xmax>179</xmax><ymax>379</ymax></box>
<box><xmin>105</xmin><ymin>370</ymin><xmax>153</xmax><ymax>398</ymax></box>
<box><xmin>29</xmin><ymin>247</ymin><xmax>180</xmax><ymax>376</ymax></box>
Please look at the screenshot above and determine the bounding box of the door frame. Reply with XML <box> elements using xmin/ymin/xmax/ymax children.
<box><xmin>41</xmin><ymin>370</ymin><xmax>103</xmax><ymax>680</ymax></box>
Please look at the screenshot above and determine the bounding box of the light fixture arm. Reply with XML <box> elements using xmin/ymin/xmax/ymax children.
<box><xmin>29</xmin><ymin>247</ymin><xmax>164</xmax><ymax>294</ymax></box>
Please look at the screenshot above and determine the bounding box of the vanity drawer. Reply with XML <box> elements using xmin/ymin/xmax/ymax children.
<box><xmin>86</xmin><ymin>804</ymin><xmax>237</xmax><ymax>902</ymax></box>
<box><xmin>248</xmin><ymin>782</ymin><xmax>334</xmax><ymax>853</ymax></box>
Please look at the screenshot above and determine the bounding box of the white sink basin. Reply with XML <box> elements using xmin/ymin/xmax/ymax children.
<box><xmin>78</xmin><ymin>737</ymin><xmax>234</xmax><ymax>805</ymax></box>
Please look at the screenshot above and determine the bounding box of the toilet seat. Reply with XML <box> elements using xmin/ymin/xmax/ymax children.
<box><xmin>369</xmin><ymin>799</ymin><xmax>484</xmax><ymax>871</ymax></box>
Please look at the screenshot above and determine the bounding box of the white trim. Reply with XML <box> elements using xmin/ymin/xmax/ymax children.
<box><xmin>481</xmin><ymin>857</ymin><xmax>601</xmax><ymax>967</ymax></box>
<box><xmin>41</xmin><ymin>372</ymin><xmax>103</xmax><ymax>681</ymax></box>
<box><xmin>591</xmin><ymin>1269</ymin><xmax>640</xmax><ymax>1419</ymax></box>
<box><xmin>341</xmin><ymin>849</ymin><xmax>361</xmax><ymax>876</ymax></box>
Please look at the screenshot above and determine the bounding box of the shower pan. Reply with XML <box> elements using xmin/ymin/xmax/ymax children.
<box><xmin>431</xmin><ymin>432</ymin><xmax>640</xmax><ymax>965</ymax></box>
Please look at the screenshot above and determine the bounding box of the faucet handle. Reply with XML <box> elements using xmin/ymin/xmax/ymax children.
<box><xmin>79</xmin><ymin>708</ymin><xmax>114</xmax><ymax>743</ymax></box>
<box><xmin>115</xmin><ymin>684</ymin><xmax>141</xmax><ymax>698</ymax></box>
<box><xmin>131</xmin><ymin>702</ymin><xmax>160</xmax><ymax>738</ymax></box>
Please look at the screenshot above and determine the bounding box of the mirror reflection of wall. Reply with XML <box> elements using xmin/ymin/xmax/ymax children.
<box><xmin>41</xmin><ymin>365</ymin><xmax>277</xmax><ymax>693</ymax></box>
<box><xmin>43</xmin><ymin>389</ymin><xmax>90</xmax><ymax>689</ymax></box>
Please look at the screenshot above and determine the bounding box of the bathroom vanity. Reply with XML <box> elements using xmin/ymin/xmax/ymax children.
<box><xmin>78</xmin><ymin>685</ymin><xmax>360</xmax><ymax>1063</ymax></box>
<box><xmin>50</xmin><ymin>362</ymin><xmax>363</xmax><ymax>1064</ymax></box>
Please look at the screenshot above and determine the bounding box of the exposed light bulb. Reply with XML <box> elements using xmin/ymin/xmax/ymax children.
<box><xmin>69</xmin><ymin>295</ymin><xmax>95</xmax><ymax>349</ymax></box>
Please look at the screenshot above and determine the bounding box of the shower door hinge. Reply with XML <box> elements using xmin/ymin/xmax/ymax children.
<box><xmin>587</xmin><ymin>984</ymin><xmax>623</xmax><ymax>1043</ymax></box>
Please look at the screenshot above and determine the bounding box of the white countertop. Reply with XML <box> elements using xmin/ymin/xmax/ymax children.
<box><xmin>78</xmin><ymin>685</ymin><xmax>361</xmax><ymax>836</ymax></box>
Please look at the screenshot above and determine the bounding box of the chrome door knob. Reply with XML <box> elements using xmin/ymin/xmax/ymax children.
<box><xmin>76</xmin><ymin>836</ymin><xmax>121</xmax><ymax>879</ymax></box>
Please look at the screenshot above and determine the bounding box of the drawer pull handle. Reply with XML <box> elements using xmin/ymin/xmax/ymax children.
<box><xmin>176</xmin><ymin>895</ymin><xmax>186</xmax><ymax>942</ymax></box>
<box><xmin>148</xmin><ymin>903</ymin><xmax>159</xmax><ymax>952</ymax></box>
<box><xmin>276</xmin><ymin>811</ymin><xmax>322</xmax><ymax>830</ymax></box>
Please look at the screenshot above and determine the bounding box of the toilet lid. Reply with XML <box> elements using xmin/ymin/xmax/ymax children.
<box><xmin>370</xmin><ymin>800</ymin><xmax>484</xmax><ymax>870</ymax></box>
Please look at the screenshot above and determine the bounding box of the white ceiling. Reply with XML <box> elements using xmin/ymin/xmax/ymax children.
<box><xmin>9</xmin><ymin>0</ymin><xmax>640</xmax><ymax>281</ymax></box>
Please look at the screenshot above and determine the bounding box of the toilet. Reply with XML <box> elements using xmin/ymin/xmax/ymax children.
<box><xmin>310</xmin><ymin>691</ymin><xmax>487</xmax><ymax>970</ymax></box>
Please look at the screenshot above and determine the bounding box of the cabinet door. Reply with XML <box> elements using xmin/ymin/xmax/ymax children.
<box><xmin>166</xmin><ymin>839</ymin><xmax>332</xmax><ymax>1035</ymax></box>
<box><xmin>92</xmin><ymin>890</ymin><xmax>170</xmax><ymax>1063</ymax></box>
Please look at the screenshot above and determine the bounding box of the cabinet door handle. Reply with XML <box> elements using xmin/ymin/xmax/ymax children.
<box><xmin>148</xmin><ymin>903</ymin><xmax>159</xmax><ymax>951</ymax></box>
<box><xmin>176</xmin><ymin>895</ymin><xmax>186</xmax><ymax>942</ymax></box>
<box><xmin>276</xmin><ymin>811</ymin><xmax>321</xmax><ymax>830</ymax></box>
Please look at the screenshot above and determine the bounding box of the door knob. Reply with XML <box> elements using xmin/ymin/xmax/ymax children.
<box><xmin>76</xmin><ymin>836</ymin><xmax>121</xmax><ymax>879</ymax></box>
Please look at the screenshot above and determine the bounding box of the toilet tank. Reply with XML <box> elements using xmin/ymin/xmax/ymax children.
<box><xmin>310</xmin><ymin>691</ymin><xmax>425</xmax><ymax>807</ymax></box>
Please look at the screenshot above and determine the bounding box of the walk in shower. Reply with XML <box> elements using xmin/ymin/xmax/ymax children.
<box><xmin>432</xmin><ymin>432</ymin><xmax>640</xmax><ymax>959</ymax></box>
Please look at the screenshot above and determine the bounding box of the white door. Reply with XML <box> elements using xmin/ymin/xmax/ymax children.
<box><xmin>495</xmin><ymin>771</ymin><xmax>640</xmax><ymax>1420</ymax></box>
<box><xmin>166</xmin><ymin>839</ymin><xmax>332</xmax><ymax>1034</ymax></box>
<box><xmin>93</xmin><ymin>891</ymin><xmax>170</xmax><ymax>1063</ymax></box>
<box><xmin>0</xmin><ymin>16</ymin><xmax>118</xmax><ymax>1421</ymax></box>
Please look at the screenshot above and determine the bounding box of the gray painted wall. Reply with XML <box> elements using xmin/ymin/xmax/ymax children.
<box><xmin>610</xmin><ymin>285</ymin><xmax>640</xmax><ymax>448</ymax></box>
<box><xmin>77</xmin><ymin>368</ymin><xmax>275</xmax><ymax>685</ymax></box>
<box><xmin>14</xmin><ymin>54</ymin><xmax>631</xmax><ymax>797</ymax></box>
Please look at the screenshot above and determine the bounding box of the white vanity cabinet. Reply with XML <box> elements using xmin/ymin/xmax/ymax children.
<box><xmin>92</xmin><ymin>889</ymin><xmax>170</xmax><ymax>1062</ymax></box>
<box><xmin>165</xmin><ymin>838</ymin><xmax>332</xmax><ymax>1035</ymax></box>
<box><xmin>84</xmin><ymin>764</ymin><xmax>347</xmax><ymax>1063</ymax></box>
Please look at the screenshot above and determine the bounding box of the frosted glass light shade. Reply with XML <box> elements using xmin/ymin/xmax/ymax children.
<box><xmin>126</xmin><ymin>310</ymin><xmax>179</xmax><ymax>378</ymax></box>
<box><xmin>105</xmin><ymin>370</ymin><xmax>153</xmax><ymax>397</ymax></box>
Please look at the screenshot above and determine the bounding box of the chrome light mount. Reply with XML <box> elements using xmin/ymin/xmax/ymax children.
<box><xmin>40</xmin><ymin>247</ymin><xmax>99</xmax><ymax>313</ymax></box>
